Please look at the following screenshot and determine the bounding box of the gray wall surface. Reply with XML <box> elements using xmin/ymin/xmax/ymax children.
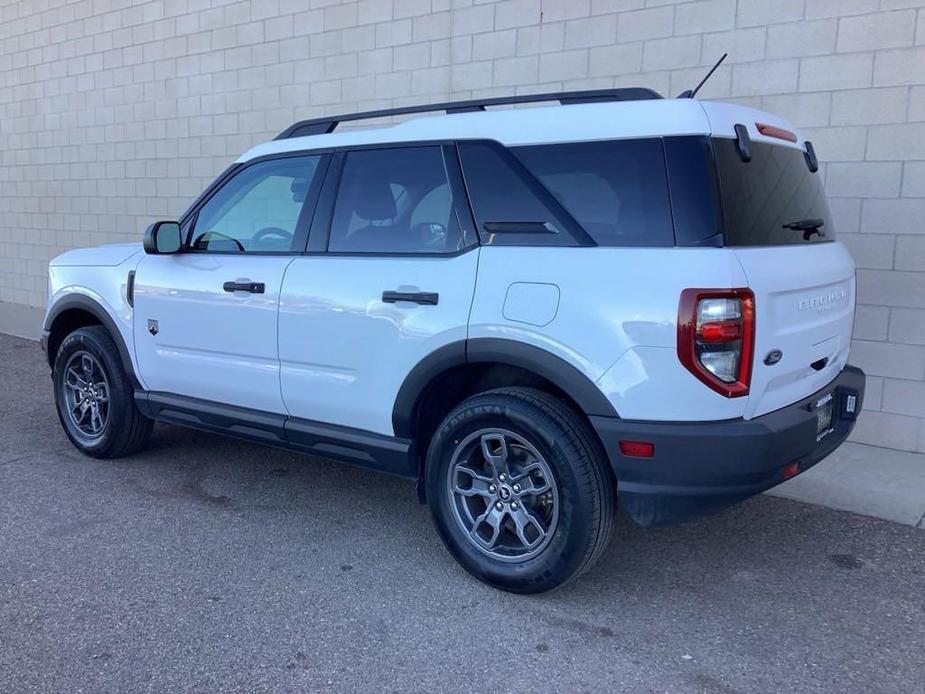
<box><xmin>1</xmin><ymin>0</ymin><xmax>924</xmax><ymax>452</ymax></box>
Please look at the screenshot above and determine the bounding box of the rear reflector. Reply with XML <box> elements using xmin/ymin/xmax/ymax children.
<box><xmin>756</xmin><ymin>122</ymin><xmax>797</xmax><ymax>143</ymax></box>
<box><xmin>619</xmin><ymin>440</ymin><xmax>655</xmax><ymax>458</ymax></box>
<box><xmin>783</xmin><ymin>463</ymin><xmax>799</xmax><ymax>480</ymax></box>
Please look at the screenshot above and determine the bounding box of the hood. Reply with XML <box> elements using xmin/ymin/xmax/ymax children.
<box><xmin>50</xmin><ymin>243</ymin><xmax>143</xmax><ymax>267</ymax></box>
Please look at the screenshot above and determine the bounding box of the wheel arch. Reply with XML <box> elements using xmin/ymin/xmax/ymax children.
<box><xmin>44</xmin><ymin>295</ymin><xmax>140</xmax><ymax>388</ymax></box>
<box><xmin>393</xmin><ymin>338</ymin><xmax>619</xmax><ymax>497</ymax></box>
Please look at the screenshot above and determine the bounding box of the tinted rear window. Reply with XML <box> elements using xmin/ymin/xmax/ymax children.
<box><xmin>714</xmin><ymin>138</ymin><xmax>833</xmax><ymax>246</ymax></box>
<box><xmin>513</xmin><ymin>139</ymin><xmax>675</xmax><ymax>247</ymax></box>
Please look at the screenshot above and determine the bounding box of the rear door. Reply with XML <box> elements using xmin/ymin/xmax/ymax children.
<box><xmin>133</xmin><ymin>154</ymin><xmax>327</xmax><ymax>413</ymax></box>
<box><xmin>278</xmin><ymin>144</ymin><xmax>479</xmax><ymax>436</ymax></box>
<box><xmin>712</xmin><ymin>137</ymin><xmax>856</xmax><ymax>419</ymax></box>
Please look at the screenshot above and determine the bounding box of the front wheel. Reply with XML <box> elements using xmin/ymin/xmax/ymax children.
<box><xmin>425</xmin><ymin>387</ymin><xmax>616</xmax><ymax>593</ymax></box>
<box><xmin>53</xmin><ymin>326</ymin><xmax>153</xmax><ymax>458</ymax></box>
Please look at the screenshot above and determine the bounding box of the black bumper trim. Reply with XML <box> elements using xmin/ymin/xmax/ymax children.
<box><xmin>591</xmin><ymin>365</ymin><xmax>866</xmax><ymax>526</ymax></box>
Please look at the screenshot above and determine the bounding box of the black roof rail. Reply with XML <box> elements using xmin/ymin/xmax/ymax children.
<box><xmin>274</xmin><ymin>87</ymin><xmax>663</xmax><ymax>140</ymax></box>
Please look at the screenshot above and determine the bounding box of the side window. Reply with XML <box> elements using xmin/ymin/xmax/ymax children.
<box><xmin>191</xmin><ymin>155</ymin><xmax>323</xmax><ymax>252</ymax></box>
<box><xmin>328</xmin><ymin>147</ymin><xmax>465</xmax><ymax>254</ymax></box>
<box><xmin>512</xmin><ymin>139</ymin><xmax>675</xmax><ymax>247</ymax></box>
<box><xmin>457</xmin><ymin>141</ymin><xmax>585</xmax><ymax>246</ymax></box>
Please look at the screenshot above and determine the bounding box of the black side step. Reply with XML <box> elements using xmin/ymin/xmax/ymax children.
<box><xmin>135</xmin><ymin>391</ymin><xmax>416</xmax><ymax>478</ymax></box>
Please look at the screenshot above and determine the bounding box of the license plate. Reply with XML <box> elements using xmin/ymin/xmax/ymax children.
<box><xmin>815</xmin><ymin>392</ymin><xmax>834</xmax><ymax>442</ymax></box>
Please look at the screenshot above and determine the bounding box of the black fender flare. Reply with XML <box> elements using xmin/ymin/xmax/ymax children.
<box><xmin>44</xmin><ymin>294</ymin><xmax>141</xmax><ymax>388</ymax></box>
<box><xmin>391</xmin><ymin>337</ymin><xmax>619</xmax><ymax>439</ymax></box>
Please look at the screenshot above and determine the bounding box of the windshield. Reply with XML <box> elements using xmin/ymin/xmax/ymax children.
<box><xmin>713</xmin><ymin>138</ymin><xmax>833</xmax><ymax>246</ymax></box>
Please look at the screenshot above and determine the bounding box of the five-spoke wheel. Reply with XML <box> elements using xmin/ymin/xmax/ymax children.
<box><xmin>53</xmin><ymin>326</ymin><xmax>153</xmax><ymax>458</ymax></box>
<box><xmin>426</xmin><ymin>387</ymin><xmax>616</xmax><ymax>593</ymax></box>
<box><xmin>448</xmin><ymin>429</ymin><xmax>559</xmax><ymax>562</ymax></box>
<box><xmin>62</xmin><ymin>351</ymin><xmax>111</xmax><ymax>440</ymax></box>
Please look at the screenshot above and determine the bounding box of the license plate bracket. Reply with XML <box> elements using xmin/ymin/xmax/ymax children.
<box><xmin>814</xmin><ymin>392</ymin><xmax>835</xmax><ymax>442</ymax></box>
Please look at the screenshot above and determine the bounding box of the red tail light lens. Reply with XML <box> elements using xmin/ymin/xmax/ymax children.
<box><xmin>678</xmin><ymin>288</ymin><xmax>755</xmax><ymax>398</ymax></box>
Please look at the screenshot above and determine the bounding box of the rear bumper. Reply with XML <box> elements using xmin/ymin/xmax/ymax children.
<box><xmin>591</xmin><ymin>365</ymin><xmax>866</xmax><ymax>526</ymax></box>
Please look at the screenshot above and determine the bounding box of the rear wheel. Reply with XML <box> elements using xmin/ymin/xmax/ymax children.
<box><xmin>425</xmin><ymin>387</ymin><xmax>615</xmax><ymax>593</ymax></box>
<box><xmin>53</xmin><ymin>326</ymin><xmax>153</xmax><ymax>458</ymax></box>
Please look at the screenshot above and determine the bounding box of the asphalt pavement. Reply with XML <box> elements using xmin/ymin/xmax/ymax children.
<box><xmin>1</xmin><ymin>333</ymin><xmax>924</xmax><ymax>693</ymax></box>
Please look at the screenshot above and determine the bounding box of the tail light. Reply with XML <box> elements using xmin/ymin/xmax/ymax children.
<box><xmin>678</xmin><ymin>288</ymin><xmax>755</xmax><ymax>398</ymax></box>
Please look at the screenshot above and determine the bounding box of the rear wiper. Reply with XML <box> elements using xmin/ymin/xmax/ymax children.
<box><xmin>782</xmin><ymin>218</ymin><xmax>825</xmax><ymax>240</ymax></box>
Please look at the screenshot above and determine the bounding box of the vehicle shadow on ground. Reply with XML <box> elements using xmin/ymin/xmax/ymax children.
<box><xmin>5</xmin><ymin>331</ymin><xmax>902</xmax><ymax>602</ymax></box>
<box><xmin>123</xmin><ymin>421</ymin><xmax>886</xmax><ymax>605</ymax></box>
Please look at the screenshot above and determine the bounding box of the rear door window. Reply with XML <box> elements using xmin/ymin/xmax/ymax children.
<box><xmin>328</xmin><ymin>146</ymin><xmax>467</xmax><ymax>254</ymax></box>
<box><xmin>513</xmin><ymin>138</ymin><xmax>675</xmax><ymax>247</ymax></box>
<box><xmin>713</xmin><ymin>138</ymin><xmax>833</xmax><ymax>246</ymax></box>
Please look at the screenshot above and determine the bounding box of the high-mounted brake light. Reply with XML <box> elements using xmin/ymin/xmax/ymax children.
<box><xmin>678</xmin><ymin>289</ymin><xmax>755</xmax><ymax>398</ymax></box>
<box><xmin>756</xmin><ymin>122</ymin><xmax>797</xmax><ymax>143</ymax></box>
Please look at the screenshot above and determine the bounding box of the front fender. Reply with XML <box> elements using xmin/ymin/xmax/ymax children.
<box><xmin>43</xmin><ymin>292</ymin><xmax>143</xmax><ymax>389</ymax></box>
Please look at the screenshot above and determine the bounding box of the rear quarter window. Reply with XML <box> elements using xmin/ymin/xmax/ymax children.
<box><xmin>512</xmin><ymin>138</ymin><xmax>675</xmax><ymax>247</ymax></box>
<box><xmin>457</xmin><ymin>141</ymin><xmax>589</xmax><ymax>247</ymax></box>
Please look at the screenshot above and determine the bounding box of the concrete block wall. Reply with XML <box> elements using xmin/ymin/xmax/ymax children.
<box><xmin>1</xmin><ymin>0</ymin><xmax>924</xmax><ymax>452</ymax></box>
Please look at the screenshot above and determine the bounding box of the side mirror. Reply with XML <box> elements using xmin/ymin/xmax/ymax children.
<box><xmin>143</xmin><ymin>221</ymin><xmax>182</xmax><ymax>255</ymax></box>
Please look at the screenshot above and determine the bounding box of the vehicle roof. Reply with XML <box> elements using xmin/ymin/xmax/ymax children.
<box><xmin>238</xmin><ymin>99</ymin><xmax>804</xmax><ymax>163</ymax></box>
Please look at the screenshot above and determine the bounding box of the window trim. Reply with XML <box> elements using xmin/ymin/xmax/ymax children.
<box><xmin>180</xmin><ymin>150</ymin><xmax>332</xmax><ymax>256</ymax></box>
<box><xmin>306</xmin><ymin>141</ymin><xmax>479</xmax><ymax>258</ymax></box>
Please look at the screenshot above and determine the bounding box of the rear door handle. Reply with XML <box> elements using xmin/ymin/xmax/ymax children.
<box><xmin>382</xmin><ymin>290</ymin><xmax>439</xmax><ymax>305</ymax></box>
<box><xmin>223</xmin><ymin>281</ymin><xmax>265</xmax><ymax>294</ymax></box>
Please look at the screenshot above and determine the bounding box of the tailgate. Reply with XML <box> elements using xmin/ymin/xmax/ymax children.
<box><xmin>734</xmin><ymin>242</ymin><xmax>856</xmax><ymax>419</ymax></box>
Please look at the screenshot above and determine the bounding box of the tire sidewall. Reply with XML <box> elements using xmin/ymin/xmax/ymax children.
<box><xmin>426</xmin><ymin>396</ymin><xmax>598</xmax><ymax>592</ymax></box>
<box><xmin>53</xmin><ymin>328</ymin><xmax>131</xmax><ymax>457</ymax></box>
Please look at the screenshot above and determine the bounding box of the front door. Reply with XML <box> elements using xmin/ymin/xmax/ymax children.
<box><xmin>278</xmin><ymin>144</ymin><xmax>480</xmax><ymax>435</ymax></box>
<box><xmin>133</xmin><ymin>154</ymin><xmax>328</xmax><ymax>413</ymax></box>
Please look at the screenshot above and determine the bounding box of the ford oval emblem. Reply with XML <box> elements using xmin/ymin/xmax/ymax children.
<box><xmin>764</xmin><ymin>349</ymin><xmax>783</xmax><ymax>366</ymax></box>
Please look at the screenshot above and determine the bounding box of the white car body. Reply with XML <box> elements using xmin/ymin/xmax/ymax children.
<box><xmin>43</xmin><ymin>90</ymin><xmax>865</xmax><ymax>530</ymax></box>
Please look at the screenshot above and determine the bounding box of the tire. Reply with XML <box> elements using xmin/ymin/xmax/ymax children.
<box><xmin>425</xmin><ymin>387</ymin><xmax>616</xmax><ymax>593</ymax></box>
<box><xmin>52</xmin><ymin>325</ymin><xmax>153</xmax><ymax>458</ymax></box>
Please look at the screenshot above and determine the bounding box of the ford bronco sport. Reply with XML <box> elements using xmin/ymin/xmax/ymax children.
<box><xmin>42</xmin><ymin>88</ymin><xmax>865</xmax><ymax>593</ymax></box>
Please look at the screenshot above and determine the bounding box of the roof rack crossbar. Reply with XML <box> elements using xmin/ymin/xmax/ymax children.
<box><xmin>274</xmin><ymin>87</ymin><xmax>663</xmax><ymax>140</ymax></box>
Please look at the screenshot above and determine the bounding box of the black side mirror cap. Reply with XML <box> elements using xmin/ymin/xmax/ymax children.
<box><xmin>143</xmin><ymin>221</ymin><xmax>182</xmax><ymax>255</ymax></box>
<box><xmin>734</xmin><ymin>123</ymin><xmax>751</xmax><ymax>163</ymax></box>
<box><xmin>804</xmin><ymin>140</ymin><xmax>819</xmax><ymax>173</ymax></box>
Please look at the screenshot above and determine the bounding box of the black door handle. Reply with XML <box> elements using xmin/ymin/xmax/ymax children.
<box><xmin>382</xmin><ymin>290</ymin><xmax>439</xmax><ymax>305</ymax></box>
<box><xmin>223</xmin><ymin>281</ymin><xmax>265</xmax><ymax>294</ymax></box>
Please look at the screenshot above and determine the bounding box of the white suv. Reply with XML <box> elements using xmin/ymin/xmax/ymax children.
<box><xmin>42</xmin><ymin>88</ymin><xmax>865</xmax><ymax>593</ymax></box>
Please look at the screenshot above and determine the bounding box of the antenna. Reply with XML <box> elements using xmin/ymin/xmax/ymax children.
<box><xmin>677</xmin><ymin>53</ymin><xmax>728</xmax><ymax>99</ymax></box>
